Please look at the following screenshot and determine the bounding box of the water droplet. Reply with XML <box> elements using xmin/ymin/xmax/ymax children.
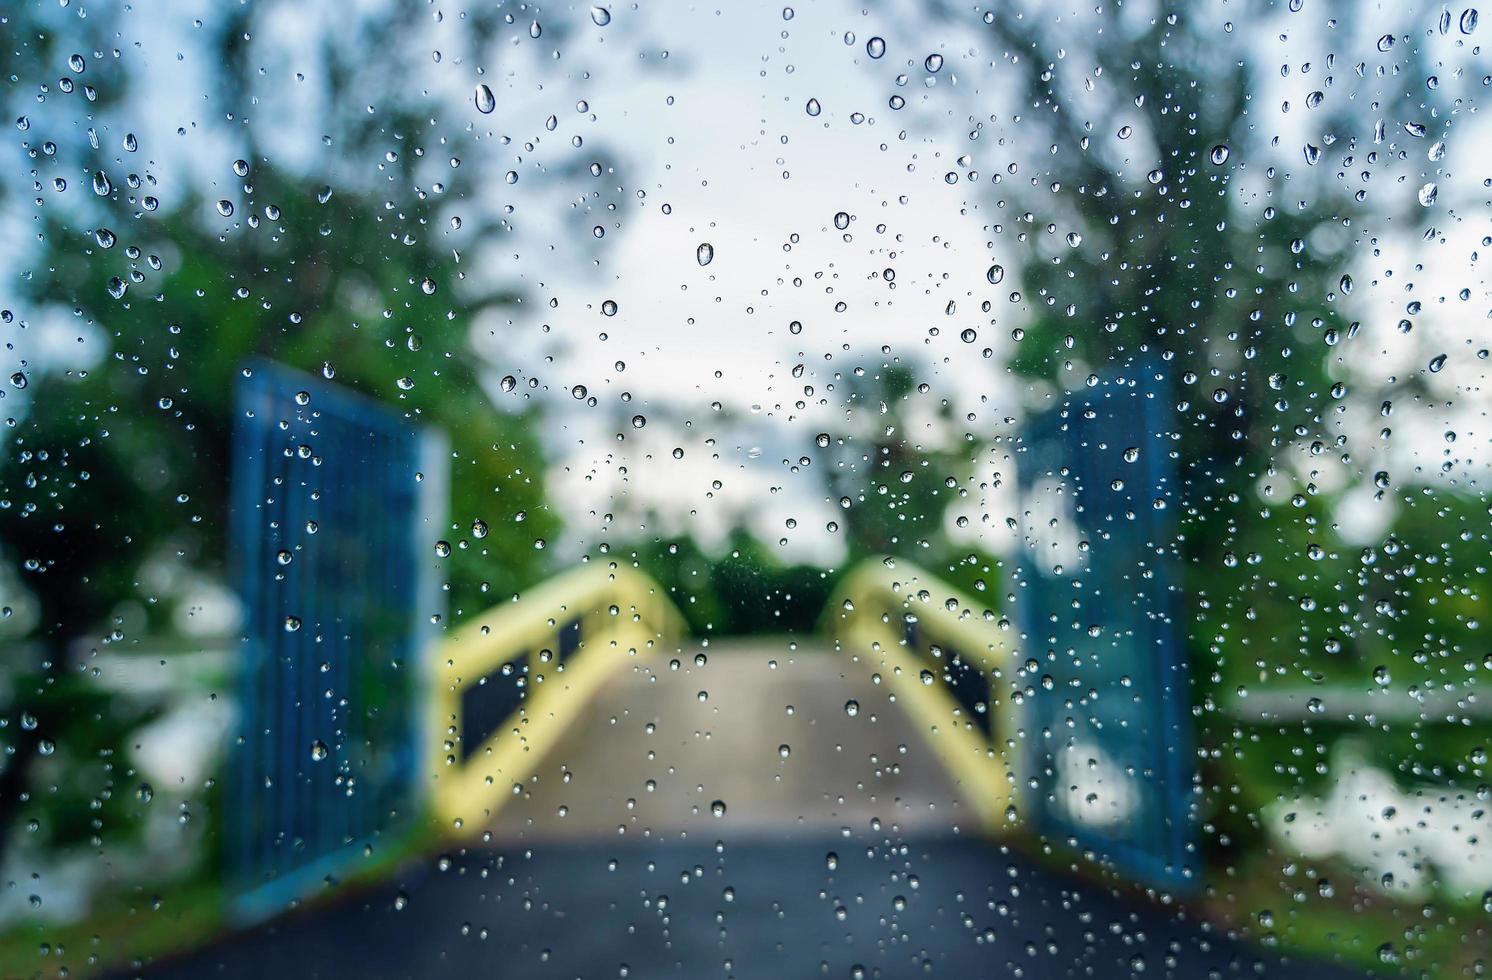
<box><xmin>696</xmin><ymin>242</ymin><xmax>714</xmax><ymax>266</ymax></box>
<box><xmin>590</xmin><ymin>5</ymin><xmax>612</xmax><ymax>26</ymax></box>
<box><xmin>474</xmin><ymin>84</ymin><xmax>496</xmax><ymax>114</ymax></box>
<box><xmin>601</xmin><ymin>299</ymin><xmax>618</xmax><ymax>316</ymax></box>
<box><xmin>924</xmin><ymin>53</ymin><xmax>943</xmax><ymax>73</ymax></box>
<box><xmin>1210</xmin><ymin>144</ymin><xmax>1230</xmax><ymax>165</ymax></box>
<box><xmin>986</xmin><ymin>263</ymin><xmax>1004</xmax><ymax>285</ymax></box>
<box><xmin>92</xmin><ymin>171</ymin><xmax>112</xmax><ymax>196</ymax></box>
<box><xmin>866</xmin><ymin>37</ymin><xmax>885</xmax><ymax>59</ymax></box>
<box><xmin>1461</xmin><ymin>7</ymin><xmax>1479</xmax><ymax>33</ymax></box>
<box><xmin>1428</xmin><ymin>352</ymin><xmax>1447</xmax><ymax>373</ymax></box>
<box><xmin>1418</xmin><ymin>182</ymin><xmax>1438</xmax><ymax>206</ymax></box>
<box><xmin>844</xmin><ymin>699</ymin><xmax>860</xmax><ymax>717</ymax></box>
<box><xmin>710</xmin><ymin>799</ymin><xmax>727</xmax><ymax>818</ymax></box>
<box><xmin>1376</xmin><ymin>33</ymin><xmax>1396</xmax><ymax>52</ymax></box>
<box><xmin>310</xmin><ymin>739</ymin><xmax>329</xmax><ymax>761</ymax></box>
<box><xmin>805</xmin><ymin>97</ymin><xmax>821</xmax><ymax>117</ymax></box>
<box><xmin>216</xmin><ymin>199</ymin><xmax>234</xmax><ymax>217</ymax></box>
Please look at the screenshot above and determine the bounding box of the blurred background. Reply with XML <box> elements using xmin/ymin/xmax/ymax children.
<box><xmin>0</xmin><ymin>0</ymin><xmax>1488</xmax><ymax>976</ymax></box>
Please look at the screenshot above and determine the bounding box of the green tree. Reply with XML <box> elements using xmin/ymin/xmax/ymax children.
<box><xmin>0</xmin><ymin>0</ymin><xmax>574</xmax><ymax>857</ymax></box>
<box><xmin>911</xmin><ymin>0</ymin><xmax>1478</xmax><ymax>937</ymax></box>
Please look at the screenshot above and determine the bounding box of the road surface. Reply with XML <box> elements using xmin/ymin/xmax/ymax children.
<box><xmin>119</xmin><ymin>640</ymin><xmax>1365</xmax><ymax>979</ymax></box>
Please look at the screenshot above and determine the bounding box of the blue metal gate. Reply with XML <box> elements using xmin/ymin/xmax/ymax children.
<box><xmin>1016</xmin><ymin>362</ymin><xmax>1196</xmax><ymax>890</ymax></box>
<box><xmin>228</xmin><ymin>360</ymin><xmax>443</xmax><ymax>919</ymax></box>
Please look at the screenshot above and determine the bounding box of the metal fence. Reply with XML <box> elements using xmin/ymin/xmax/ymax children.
<box><xmin>228</xmin><ymin>361</ymin><xmax>444</xmax><ymax>920</ymax></box>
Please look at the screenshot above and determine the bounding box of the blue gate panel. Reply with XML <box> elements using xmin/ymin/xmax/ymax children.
<box><xmin>228</xmin><ymin>360</ymin><xmax>440</xmax><ymax>920</ymax></box>
<box><xmin>1016</xmin><ymin>361</ymin><xmax>1196</xmax><ymax>891</ymax></box>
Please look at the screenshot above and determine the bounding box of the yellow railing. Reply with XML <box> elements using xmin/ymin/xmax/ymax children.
<box><xmin>428</xmin><ymin>562</ymin><xmax>685</xmax><ymax>832</ymax></box>
<box><xmin>823</xmin><ymin>557</ymin><xmax>1019</xmax><ymax>831</ymax></box>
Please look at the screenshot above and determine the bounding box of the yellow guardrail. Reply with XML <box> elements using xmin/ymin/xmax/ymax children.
<box><xmin>823</xmin><ymin>557</ymin><xmax>1019</xmax><ymax>831</ymax></box>
<box><xmin>428</xmin><ymin>562</ymin><xmax>685</xmax><ymax>833</ymax></box>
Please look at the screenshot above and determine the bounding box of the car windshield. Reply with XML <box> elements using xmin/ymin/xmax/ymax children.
<box><xmin>0</xmin><ymin>2</ymin><xmax>1487</xmax><ymax>978</ymax></box>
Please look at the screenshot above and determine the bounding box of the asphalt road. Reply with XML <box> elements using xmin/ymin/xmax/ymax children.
<box><xmin>115</xmin><ymin>643</ymin><xmax>1368</xmax><ymax>979</ymax></box>
<box><xmin>120</xmin><ymin>834</ymin><xmax>1366</xmax><ymax>980</ymax></box>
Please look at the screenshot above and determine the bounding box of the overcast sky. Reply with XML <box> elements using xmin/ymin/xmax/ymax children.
<box><xmin>4</xmin><ymin>0</ymin><xmax>1488</xmax><ymax>564</ymax></box>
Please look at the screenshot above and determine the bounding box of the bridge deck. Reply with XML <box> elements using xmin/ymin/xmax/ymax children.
<box><xmin>488</xmin><ymin>637</ymin><xmax>972</xmax><ymax>843</ymax></box>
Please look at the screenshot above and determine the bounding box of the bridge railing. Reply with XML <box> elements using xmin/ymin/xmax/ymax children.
<box><xmin>428</xmin><ymin>562</ymin><xmax>686</xmax><ymax>832</ymax></box>
<box><xmin>823</xmin><ymin>557</ymin><xmax>1019</xmax><ymax>831</ymax></box>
